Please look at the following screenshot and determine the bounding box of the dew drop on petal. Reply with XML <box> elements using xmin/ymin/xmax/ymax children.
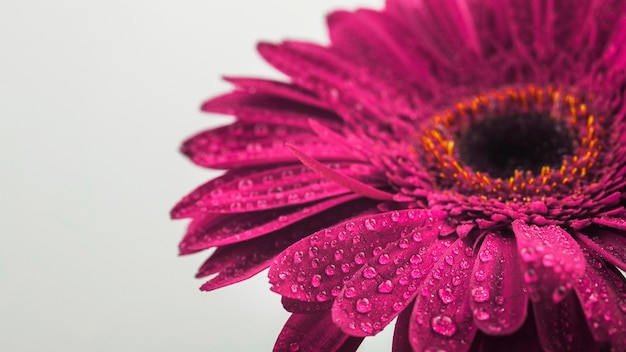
<box><xmin>520</xmin><ymin>247</ymin><xmax>538</xmax><ymax>262</ymax></box>
<box><xmin>474</xmin><ymin>270</ymin><xmax>486</xmax><ymax>282</ymax></box>
<box><xmin>431</xmin><ymin>315</ymin><xmax>457</xmax><ymax>337</ymax></box>
<box><xmin>438</xmin><ymin>287</ymin><xmax>456</xmax><ymax>304</ymax></box>
<box><xmin>479</xmin><ymin>250</ymin><xmax>494</xmax><ymax>262</ymax></box>
<box><xmin>542</xmin><ymin>254</ymin><xmax>555</xmax><ymax>267</ymax></box>
<box><xmin>378</xmin><ymin>280</ymin><xmax>395</xmax><ymax>293</ymax></box>
<box><xmin>354</xmin><ymin>252</ymin><xmax>366</xmax><ymax>265</ymax></box>
<box><xmin>345</xmin><ymin>286</ymin><xmax>357</xmax><ymax>298</ymax></box>
<box><xmin>362</xmin><ymin>266</ymin><xmax>378</xmax><ymax>279</ymax></box>
<box><xmin>399</xmin><ymin>238</ymin><xmax>410</xmax><ymax>249</ymax></box>
<box><xmin>289</xmin><ymin>342</ymin><xmax>300</xmax><ymax>352</ymax></box>
<box><xmin>365</xmin><ymin>218</ymin><xmax>377</xmax><ymax>231</ymax></box>
<box><xmin>378</xmin><ymin>254</ymin><xmax>391</xmax><ymax>265</ymax></box>
<box><xmin>472</xmin><ymin>286</ymin><xmax>490</xmax><ymax>303</ymax></box>
<box><xmin>311</xmin><ymin>274</ymin><xmax>322</xmax><ymax>288</ymax></box>
<box><xmin>552</xmin><ymin>285</ymin><xmax>568</xmax><ymax>303</ymax></box>
<box><xmin>523</xmin><ymin>268</ymin><xmax>538</xmax><ymax>283</ymax></box>
<box><xmin>325</xmin><ymin>265</ymin><xmax>336</xmax><ymax>276</ymax></box>
<box><xmin>293</xmin><ymin>251</ymin><xmax>304</xmax><ymax>264</ymax></box>
<box><xmin>391</xmin><ymin>211</ymin><xmax>401</xmax><ymax>222</ymax></box>
<box><xmin>474</xmin><ymin>308</ymin><xmax>490</xmax><ymax>321</ymax></box>
<box><xmin>334</xmin><ymin>249</ymin><xmax>344</xmax><ymax>261</ymax></box>
<box><xmin>356</xmin><ymin>298</ymin><xmax>373</xmax><ymax>313</ymax></box>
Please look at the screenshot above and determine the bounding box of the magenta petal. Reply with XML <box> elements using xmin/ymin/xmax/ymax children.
<box><xmin>470</xmin><ymin>232</ymin><xmax>528</xmax><ymax>335</ymax></box>
<box><xmin>171</xmin><ymin>167</ymin><xmax>267</xmax><ymax>219</ymax></box>
<box><xmin>273</xmin><ymin>312</ymin><xmax>363</xmax><ymax>352</ymax></box>
<box><xmin>593</xmin><ymin>216</ymin><xmax>626</xmax><ymax>230</ymax></box>
<box><xmin>511</xmin><ymin>220</ymin><xmax>586</xmax><ymax>303</ymax></box>
<box><xmin>577</xmin><ymin>228</ymin><xmax>626</xmax><ymax>272</ymax></box>
<box><xmin>532</xmin><ymin>286</ymin><xmax>597</xmax><ymax>351</ymax></box>
<box><xmin>392</xmin><ymin>300</ymin><xmax>414</xmax><ymax>352</ymax></box>
<box><xmin>575</xmin><ymin>249</ymin><xmax>626</xmax><ymax>349</ymax></box>
<box><xmin>332</xmin><ymin>226</ymin><xmax>447</xmax><ymax>337</ymax></box>
<box><xmin>223</xmin><ymin>77</ymin><xmax>330</xmax><ymax>110</ymax></box>
<box><xmin>180</xmin><ymin>195</ymin><xmax>361</xmax><ymax>252</ymax></box>
<box><xmin>182</xmin><ymin>122</ymin><xmax>357</xmax><ymax>169</ymax></box>
<box><xmin>286</xmin><ymin>144</ymin><xmax>395</xmax><ymax>201</ymax></box>
<box><xmin>281</xmin><ymin>297</ymin><xmax>333</xmax><ymax>314</ymax></box>
<box><xmin>269</xmin><ymin>209</ymin><xmax>447</xmax><ymax>303</ymax></box>
<box><xmin>202</xmin><ymin>91</ymin><xmax>340</xmax><ymax>129</ymax></box>
<box><xmin>174</xmin><ymin>163</ymin><xmax>379</xmax><ymax>215</ymax></box>
<box><xmin>409</xmin><ymin>238</ymin><xmax>477</xmax><ymax>352</ymax></box>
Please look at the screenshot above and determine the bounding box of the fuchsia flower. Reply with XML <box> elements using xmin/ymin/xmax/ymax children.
<box><xmin>172</xmin><ymin>0</ymin><xmax>626</xmax><ymax>350</ymax></box>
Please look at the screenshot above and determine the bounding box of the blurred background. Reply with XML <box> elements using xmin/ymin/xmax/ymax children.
<box><xmin>0</xmin><ymin>1</ymin><xmax>392</xmax><ymax>351</ymax></box>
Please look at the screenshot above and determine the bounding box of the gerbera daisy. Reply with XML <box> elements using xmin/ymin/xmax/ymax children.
<box><xmin>172</xmin><ymin>0</ymin><xmax>626</xmax><ymax>350</ymax></box>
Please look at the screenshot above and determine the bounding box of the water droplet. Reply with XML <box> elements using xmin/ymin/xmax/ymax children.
<box><xmin>378</xmin><ymin>254</ymin><xmax>391</xmax><ymax>265</ymax></box>
<box><xmin>311</xmin><ymin>274</ymin><xmax>322</xmax><ymax>288</ymax></box>
<box><xmin>356</xmin><ymin>298</ymin><xmax>372</xmax><ymax>313</ymax></box>
<box><xmin>334</xmin><ymin>249</ymin><xmax>344</xmax><ymax>261</ymax></box>
<box><xmin>278</xmin><ymin>215</ymin><xmax>289</xmax><ymax>223</ymax></box>
<box><xmin>316</xmin><ymin>291</ymin><xmax>329</xmax><ymax>302</ymax></box>
<box><xmin>345</xmin><ymin>221</ymin><xmax>356</xmax><ymax>231</ymax></box>
<box><xmin>618</xmin><ymin>299</ymin><xmax>626</xmax><ymax>313</ymax></box>
<box><xmin>474</xmin><ymin>270</ymin><xmax>486</xmax><ymax>282</ymax></box>
<box><xmin>438</xmin><ymin>287</ymin><xmax>456</xmax><ymax>304</ymax></box>
<box><xmin>378</xmin><ymin>280</ymin><xmax>394</xmax><ymax>293</ymax></box>
<box><xmin>296</xmin><ymin>271</ymin><xmax>306</xmax><ymax>282</ymax></box>
<box><xmin>345</xmin><ymin>286</ymin><xmax>357</xmax><ymax>298</ymax></box>
<box><xmin>459</xmin><ymin>259</ymin><xmax>470</xmax><ymax>269</ymax></box>
<box><xmin>391</xmin><ymin>211</ymin><xmax>401</xmax><ymax>222</ymax></box>
<box><xmin>473</xmin><ymin>308</ymin><xmax>490</xmax><ymax>321</ymax></box>
<box><xmin>472</xmin><ymin>286</ymin><xmax>490</xmax><ymax>302</ymax></box>
<box><xmin>289</xmin><ymin>342</ymin><xmax>300</xmax><ymax>352</ymax></box>
<box><xmin>230</xmin><ymin>202</ymin><xmax>242</xmax><ymax>211</ymax></box>
<box><xmin>520</xmin><ymin>247</ymin><xmax>538</xmax><ymax>262</ymax></box>
<box><xmin>451</xmin><ymin>276</ymin><xmax>462</xmax><ymax>286</ymax></box>
<box><xmin>360</xmin><ymin>322</ymin><xmax>373</xmax><ymax>333</ymax></box>
<box><xmin>431</xmin><ymin>315</ymin><xmax>457</xmax><ymax>337</ymax></box>
<box><xmin>354</xmin><ymin>252</ymin><xmax>366</xmax><ymax>265</ymax></box>
<box><xmin>410</xmin><ymin>254</ymin><xmax>423</xmax><ymax>264</ymax></box>
<box><xmin>393</xmin><ymin>301</ymin><xmax>404</xmax><ymax>311</ymax></box>
<box><xmin>238</xmin><ymin>179</ymin><xmax>253</xmax><ymax>190</ymax></box>
<box><xmin>479</xmin><ymin>250</ymin><xmax>494</xmax><ymax>262</ymax></box>
<box><xmin>362</xmin><ymin>266</ymin><xmax>377</xmax><ymax>279</ymax></box>
<box><xmin>542</xmin><ymin>254</ymin><xmax>555</xmax><ymax>267</ymax></box>
<box><xmin>445</xmin><ymin>255</ymin><xmax>454</xmax><ymax>265</ymax></box>
<box><xmin>365</xmin><ymin>218</ymin><xmax>377</xmax><ymax>231</ymax></box>
<box><xmin>293</xmin><ymin>251</ymin><xmax>304</xmax><ymax>264</ymax></box>
<box><xmin>412</xmin><ymin>231</ymin><xmax>423</xmax><ymax>242</ymax></box>
<box><xmin>523</xmin><ymin>268</ymin><xmax>538</xmax><ymax>283</ymax></box>
<box><xmin>552</xmin><ymin>285</ymin><xmax>568</xmax><ymax>303</ymax></box>
<box><xmin>325</xmin><ymin>265</ymin><xmax>336</xmax><ymax>276</ymax></box>
<box><xmin>398</xmin><ymin>238</ymin><xmax>409</xmax><ymax>249</ymax></box>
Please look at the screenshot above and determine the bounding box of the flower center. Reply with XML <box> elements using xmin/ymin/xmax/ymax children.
<box><xmin>419</xmin><ymin>86</ymin><xmax>605</xmax><ymax>201</ymax></box>
<box><xmin>456</xmin><ymin>112</ymin><xmax>574</xmax><ymax>179</ymax></box>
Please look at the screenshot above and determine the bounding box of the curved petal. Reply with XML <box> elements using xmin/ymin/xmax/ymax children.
<box><xmin>332</xmin><ymin>228</ymin><xmax>452</xmax><ymax>337</ymax></box>
<box><xmin>575</xmin><ymin>248</ymin><xmax>626</xmax><ymax>349</ymax></box>
<box><xmin>408</xmin><ymin>238</ymin><xmax>477</xmax><ymax>352</ymax></box>
<box><xmin>182</xmin><ymin>122</ymin><xmax>358</xmax><ymax>169</ymax></box>
<box><xmin>174</xmin><ymin>163</ymin><xmax>379</xmax><ymax>215</ymax></box>
<box><xmin>223</xmin><ymin>77</ymin><xmax>330</xmax><ymax>110</ymax></box>
<box><xmin>577</xmin><ymin>227</ymin><xmax>626</xmax><ymax>272</ymax></box>
<box><xmin>197</xmin><ymin>199</ymin><xmax>377</xmax><ymax>291</ymax></box>
<box><xmin>392</xmin><ymin>300</ymin><xmax>414</xmax><ymax>352</ymax></box>
<box><xmin>269</xmin><ymin>209</ymin><xmax>448</xmax><ymax>302</ymax></box>
<box><xmin>281</xmin><ymin>297</ymin><xmax>332</xmax><ymax>314</ymax></box>
<box><xmin>180</xmin><ymin>194</ymin><xmax>361</xmax><ymax>252</ymax></box>
<box><xmin>532</xmin><ymin>286</ymin><xmax>598</xmax><ymax>351</ymax></box>
<box><xmin>273</xmin><ymin>312</ymin><xmax>363</xmax><ymax>352</ymax></box>
<box><xmin>470</xmin><ymin>232</ymin><xmax>528</xmax><ymax>335</ymax></box>
<box><xmin>511</xmin><ymin>220</ymin><xmax>585</xmax><ymax>303</ymax></box>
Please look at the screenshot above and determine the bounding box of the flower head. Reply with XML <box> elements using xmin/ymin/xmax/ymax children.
<box><xmin>172</xmin><ymin>0</ymin><xmax>626</xmax><ymax>350</ymax></box>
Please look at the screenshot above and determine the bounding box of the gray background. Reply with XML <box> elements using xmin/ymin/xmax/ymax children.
<box><xmin>0</xmin><ymin>1</ymin><xmax>394</xmax><ymax>351</ymax></box>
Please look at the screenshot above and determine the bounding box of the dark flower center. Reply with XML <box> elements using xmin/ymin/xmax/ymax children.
<box><xmin>419</xmin><ymin>86</ymin><xmax>605</xmax><ymax>200</ymax></box>
<box><xmin>456</xmin><ymin>113</ymin><xmax>574</xmax><ymax>179</ymax></box>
